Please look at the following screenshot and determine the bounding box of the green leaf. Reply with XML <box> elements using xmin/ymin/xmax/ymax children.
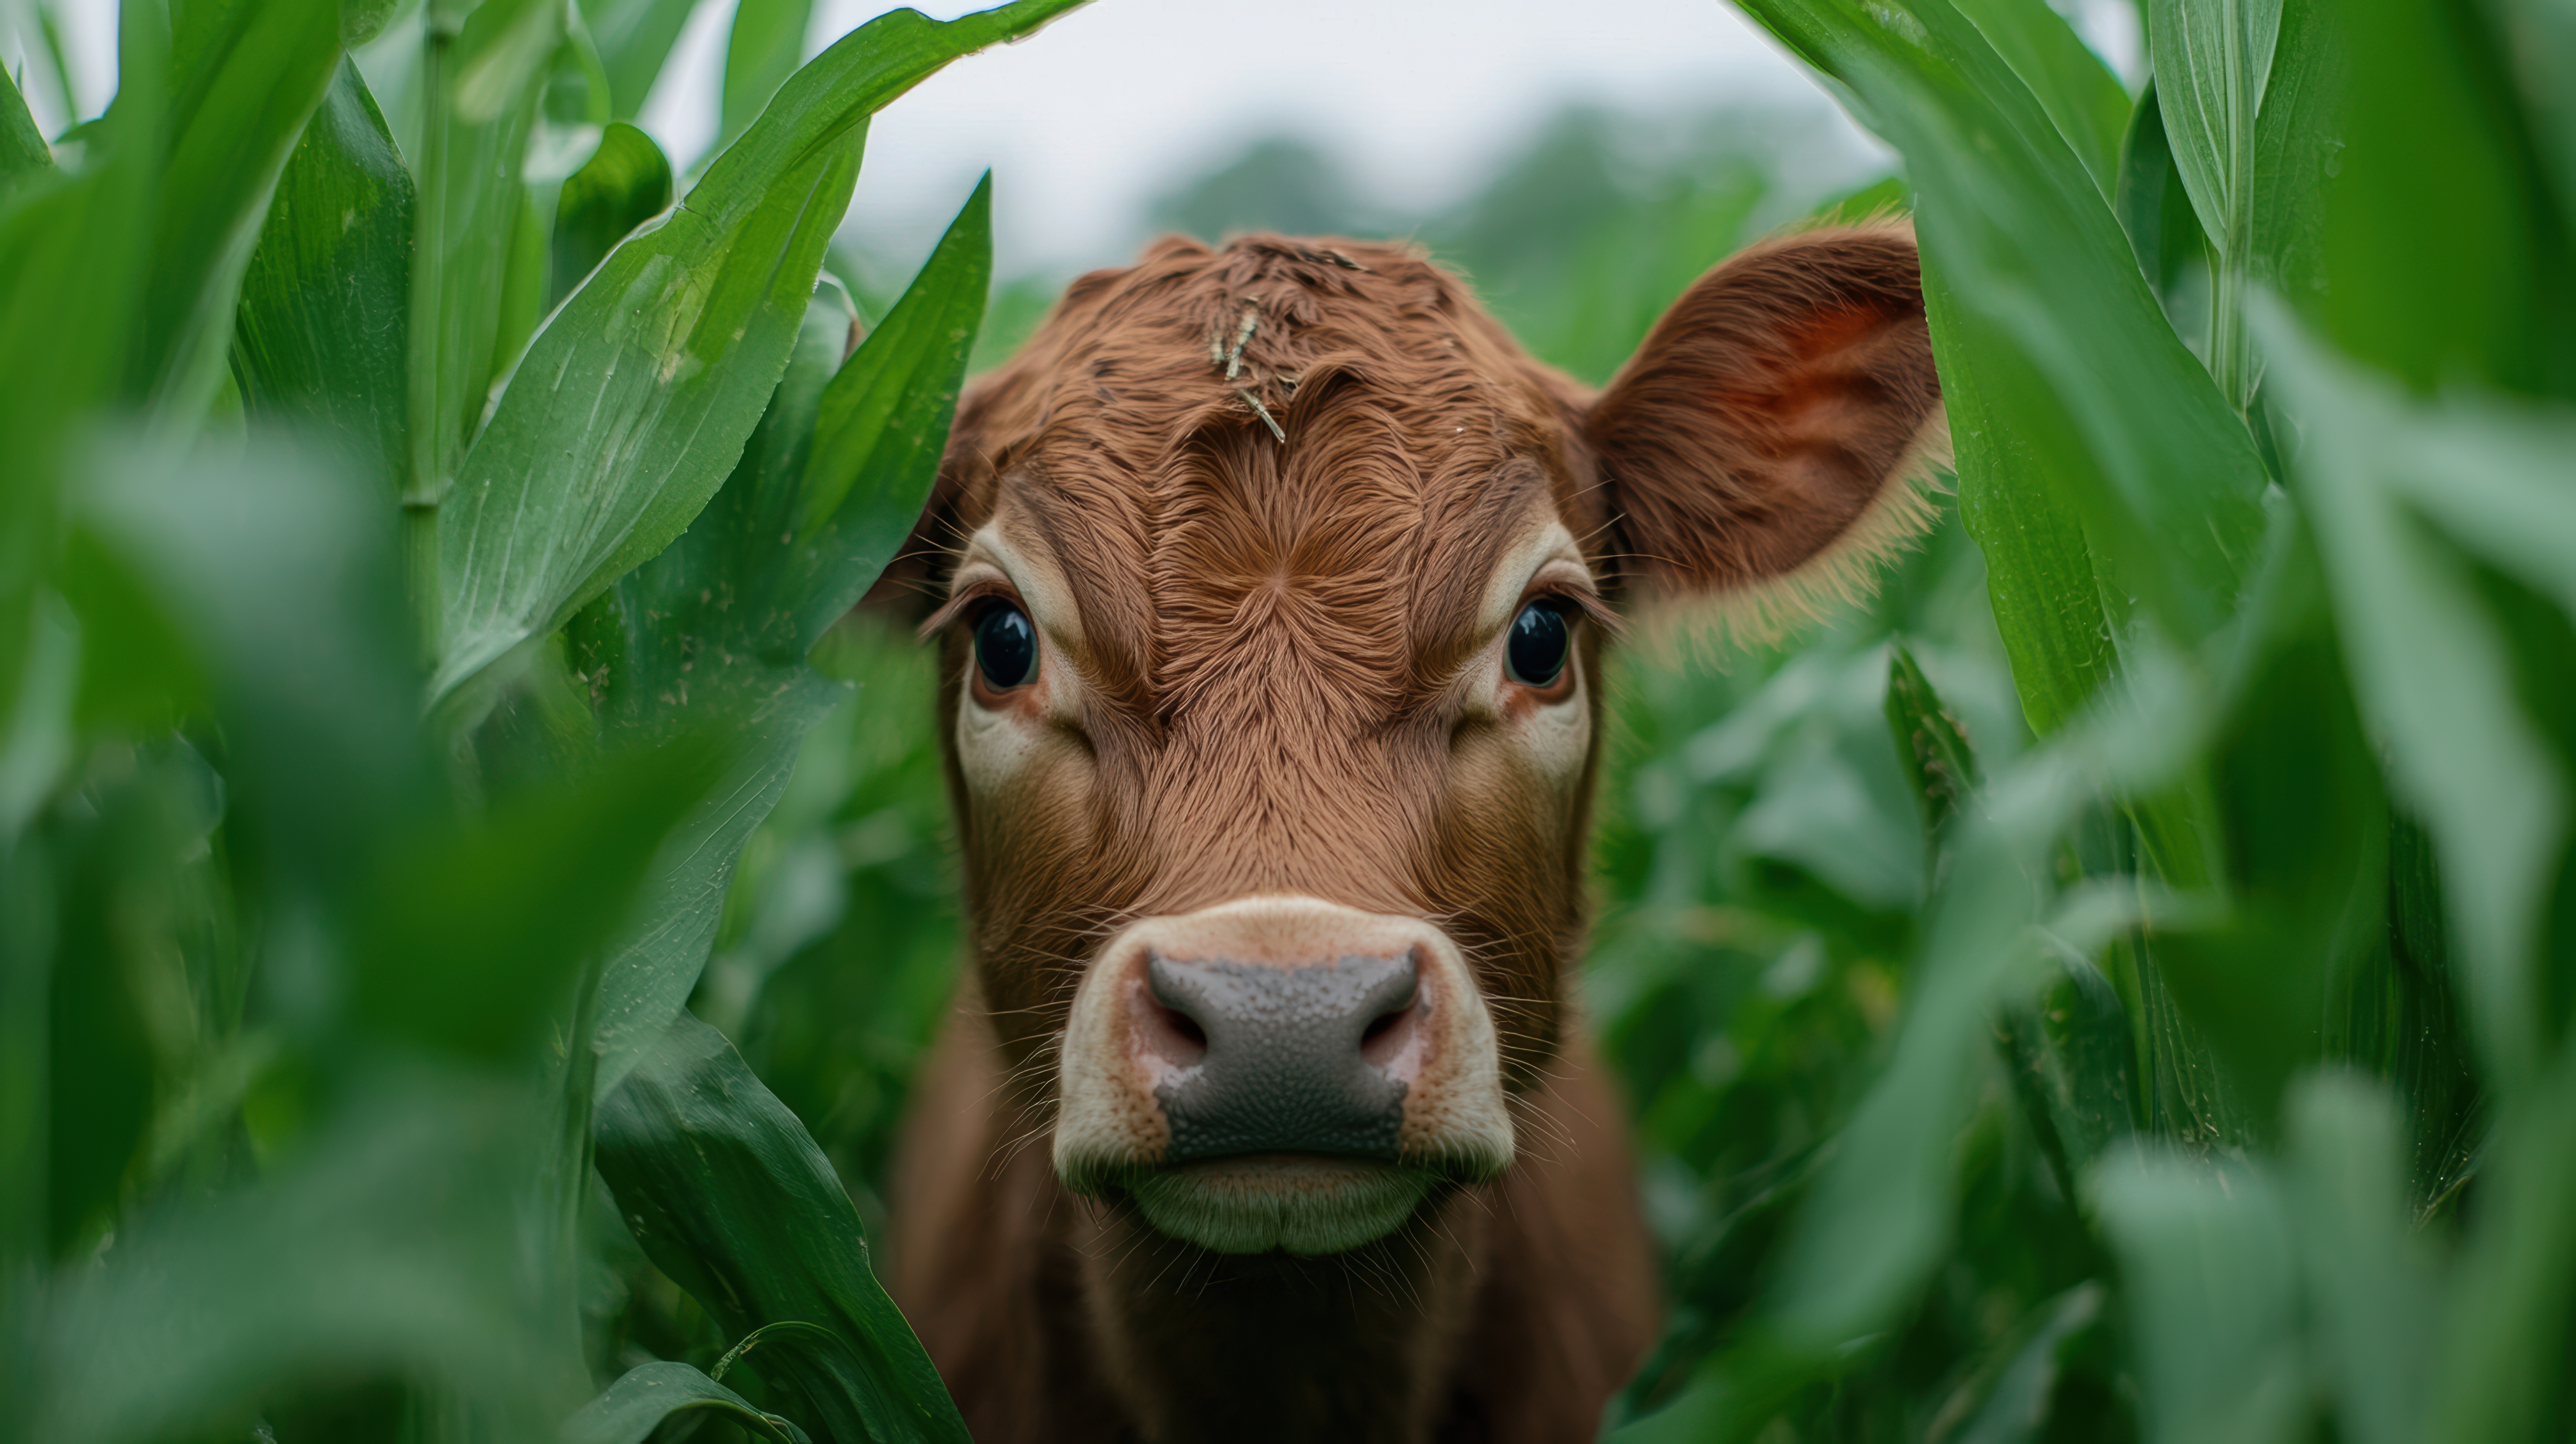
<box><xmin>32</xmin><ymin>1078</ymin><xmax>559</xmax><ymax>1442</ymax></box>
<box><xmin>234</xmin><ymin>60</ymin><xmax>416</xmax><ymax>498</ymax></box>
<box><xmin>2282</xmin><ymin>1072</ymin><xmax>2434</xmax><ymax>1444</ymax></box>
<box><xmin>1767</xmin><ymin>648</ymin><xmax>2205</xmax><ymax>1348</ymax></box>
<box><xmin>2318</xmin><ymin>0</ymin><xmax>2559</xmax><ymax>395</ymax></box>
<box><xmin>589</xmin><ymin>0</ymin><xmax>711</xmax><ymax>121</ymax></box>
<box><xmin>351</xmin><ymin>737</ymin><xmax>727</xmax><ymax>1061</ymax></box>
<box><xmin>2089</xmin><ymin>1144</ymin><xmax>2306</xmax><ymax>1444</ymax></box>
<box><xmin>789</xmin><ymin>171</ymin><xmax>992</xmax><ymax>643</ymax></box>
<box><xmin>2148</xmin><ymin>0</ymin><xmax>2281</xmax><ymax>257</ymax></box>
<box><xmin>586</xmin><ymin>670</ymin><xmax>848</xmax><ymax>1093</ymax></box>
<box><xmin>136</xmin><ymin>0</ymin><xmax>343</xmax><ymax>417</ymax></box>
<box><xmin>595</xmin><ymin>1013</ymin><xmax>971</xmax><ymax>1444</ymax></box>
<box><xmin>1952</xmin><ymin>0</ymin><xmax>2130</xmax><ymax>194</ymax></box>
<box><xmin>551</xmin><ymin>121</ymin><xmax>673</xmax><ymax>312</ymax></box>
<box><xmin>432</xmin><ymin>0</ymin><xmax>1085</xmax><ymax>704</ymax></box>
<box><xmin>2427</xmin><ymin>1046</ymin><xmax>2576</xmax><ymax>1441</ymax></box>
<box><xmin>721</xmin><ymin>0</ymin><xmax>816</xmax><ymax>150</ymax></box>
<box><xmin>567</xmin><ymin>1361</ymin><xmax>813</xmax><ymax>1444</ymax></box>
<box><xmin>78</xmin><ymin>437</ymin><xmax>434</xmax><ymax>904</ymax></box>
<box><xmin>409</xmin><ymin>0</ymin><xmax>556</xmax><ymax>511</ymax></box>
<box><xmin>1883</xmin><ymin>637</ymin><xmax>1982</xmax><ymax>843</ymax></box>
<box><xmin>2113</xmin><ymin>83</ymin><xmax>2214</xmax><ymax>307</ymax></box>
<box><xmin>1737</xmin><ymin>0</ymin><xmax>2269</xmax><ymax>652</ymax></box>
<box><xmin>0</xmin><ymin>67</ymin><xmax>49</xmax><ymax>186</ymax></box>
<box><xmin>2254</xmin><ymin>302</ymin><xmax>2571</xmax><ymax>1091</ymax></box>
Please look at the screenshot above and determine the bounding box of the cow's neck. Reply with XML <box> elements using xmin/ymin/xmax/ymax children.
<box><xmin>1069</xmin><ymin>1188</ymin><xmax>1490</xmax><ymax>1444</ymax></box>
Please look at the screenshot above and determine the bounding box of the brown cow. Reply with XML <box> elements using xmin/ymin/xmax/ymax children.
<box><xmin>872</xmin><ymin>224</ymin><xmax>1943</xmax><ymax>1444</ymax></box>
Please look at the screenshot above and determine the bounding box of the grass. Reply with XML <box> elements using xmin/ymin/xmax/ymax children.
<box><xmin>3</xmin><ymin>0</ymin><xmax>2574</xmax><ymax>1440</ymax></box>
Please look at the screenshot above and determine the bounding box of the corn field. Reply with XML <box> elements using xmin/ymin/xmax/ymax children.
<box><xmin>1</xmin><ymin>0</ymin><xmax>2572</xmax><ymax>1440</ymax></box>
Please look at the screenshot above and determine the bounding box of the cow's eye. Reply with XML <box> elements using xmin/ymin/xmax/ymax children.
<box><xmin>1505</xmin><ymin>599</ymin><xmax>1572</xmax><ymax>688</ymax></box>
<box><xmin>973</xmin><ymin>603</ymin><xmax>1038</xmax><ymax>691</ymax></box>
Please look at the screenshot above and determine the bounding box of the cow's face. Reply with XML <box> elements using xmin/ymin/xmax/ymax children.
<box><xmin>876</xmin><ymin>229</ymin><xmax>1940</xmax><ymax>1256</ymax></box>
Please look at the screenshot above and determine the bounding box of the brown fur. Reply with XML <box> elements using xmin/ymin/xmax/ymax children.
<box><xmin>870</xmin><ymin>227</ymin><xmax>1941</xmax><ymax>1442</ymax></box>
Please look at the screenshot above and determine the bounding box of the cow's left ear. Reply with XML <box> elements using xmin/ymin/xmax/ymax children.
<box><xmin>1584</xmin><ymin>223</ymin><xmax>1944</xmax><ymax>610</ymax></box>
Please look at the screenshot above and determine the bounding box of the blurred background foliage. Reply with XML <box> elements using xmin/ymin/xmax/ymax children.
<box><xmin>5</xmin><ymin>0</ymin><xmax>2576</xmax><ymax>1439</ymax></box>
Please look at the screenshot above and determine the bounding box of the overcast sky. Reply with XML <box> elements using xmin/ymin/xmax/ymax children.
<box><xmin>11</xmin><ymin>0</ymin><xmax>2139</xmax><ymax>277</ymax></box>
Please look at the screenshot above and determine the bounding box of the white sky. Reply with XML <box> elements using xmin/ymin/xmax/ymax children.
<box><xmin>10</xmin><ymin>0</ymin><xmax>2140</xmax><ymax>278</ymax></box>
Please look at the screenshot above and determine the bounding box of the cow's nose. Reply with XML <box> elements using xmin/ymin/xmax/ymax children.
<box><xmin>1142</xmin><ymin>949</ymin><xmax>1421</xmax><ymax>1164</ymax></box>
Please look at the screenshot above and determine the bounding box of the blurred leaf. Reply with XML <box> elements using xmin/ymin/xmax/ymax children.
<box><xmin>2152</xmin><ymin>503</ymin><xmax>2388</xmax><ymax>1114</ymax></box>
<box><xmin>134</xmin><ymin>0</ymin><xmax>342</xmax><ymax>416</ymax></box>
<box><xmin>1955</xmin><ymin>0</ymin><xmax>2130</xmax><ymax>194</ymax></box>
<box><xmin>352</xmin><ymin>737</ymin><xmax>726</xmax><ymax>1061</ymax></box>
<box><xmin>2089</xmin><ymin>1144</ymin><xmax>2305</xmax><ymax>1444</ymax></box>
<box><xmin>0</xmin><ymin>68</ymin><xmax>48</xmax><ymax>184</ymax></box>
<box><xmin>2427</xmin><ymin>1045</ymin><xmax>2576</xmax><ymax>1441</ymax></box>
<box><xmin>1769</xmin><ymin>648</ymin><xmax>2204</xmax><ymax>1348</ymax></box>
<box><xmin>235</xmin><ymin>60</ymin><xmax>417</xmax><ymax>497</ymax></box>
<box><xmin>2319</xmin><ymin>0</ymin><xmax>2561</xmax><ymax>397</ymax></box>
<box><xmin>550</xmin><ymin>121</ymin><xmax>673</xmax><ymax>312</ymax></box>
<box><xmin>2256</xmin><ymin>301</ymin><xmax>2570</xmax><ymax>1091</ymax></box>
<box><xmin>589</xmin><ymin>0</ymin><xmax>709</xmax><ymax>121</ymax></box>
<box><xmin>433</xmin><ymin>0</ymin><xmax>1082</xmax><ymax>703</ymax></box>
<box><xmin>2282</xmin><ymin>1071</ymin><xmax>2433</xmax><ymax>1444</ymax></box>
<box><xmin>30</xmin><ymin>1076</ymin><xmax>560</xmax><ymax>1443</ymax></box>
<box><xmin>1953</xmin><ymin>1282</ymin><xmax>2106</xmax><ymax>1444</ymax></box>
<box><xmin>722</xmin><ymin>0</ymin><xmax>816</xmax><ymax>150</ymax></box>
<box><xmin>0</xmin><ymin>835</ymin><xmax>52</xmax><ymax>1284</ymax></box>
<box><xmin>595</xmin><ymin>1012</ymin><xmax>970</xmax><ymax>1444</ymax></box>
<box><xmin>568</xmin><ymin>1360</ymin><xmax>813</xmax><ymax>1444</ymax></box>
<box><xmin>1740</xmin><ymin>0</ymin><xmax>2269</xmax><ymax>649</ymax></box>
<box><xmin>2487</xmin><ymin>0</ymin><xmax>2576</xmax><ymax>214</ymax></box>
<box><xmin>79</xmin><ymin>438</ymin><xmax>433</xmax><ymax>904</ymax></box>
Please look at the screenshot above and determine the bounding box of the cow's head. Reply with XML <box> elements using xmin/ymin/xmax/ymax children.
<box><xmin>871</xmin><ymin>227</ymin><xmax>1940</xmax><ymax>1256</ymax></box>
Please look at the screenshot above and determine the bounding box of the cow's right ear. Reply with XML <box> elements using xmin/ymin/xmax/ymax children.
<box><xmin>1583</xmin><ymin>223</ymin><xmax>1944</xmax><ymax>623</ymax></box>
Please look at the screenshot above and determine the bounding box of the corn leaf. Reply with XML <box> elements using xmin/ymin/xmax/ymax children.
<box><xmin>2283</xmin><ymin>1073</ymin><xmax>2435</xmax><ymax>1444</ymax></box>
<box><xmin>550</xmin><ymin>120</ymin><xmax>673</xmax><ymax>312</ymax></box>
<box><xmin>432</xmin><ymin>0</ymin><xmax>1083</xmax><ymax>704</ymax></box>
<box><xmin>589</xmin><ymin>0</ymin><xmax>709</xmax><ymax>121</ymax></box>
<box><xmin>0</xmin><ymin>69</ymin><xmax>47</xmax><ymax>184</ymax></box>
<box><xmin>2089</xmin><ymin>1146</ymin><xmax>2305</xmax><ymax>1444</ymax></box>
<box><xmin>585</xmin><ymin>176</ymin><xmax>989</xmax><ymax>1093</ymax></box>
<box><xmin>569</xmin><ymin>1361</ymin><xmax>813</xmax><ymax>1444</ymax></box>
<box><xmin>722</xmin><ymin>0</ymin><xmax>816</xmax><ymax>150</ymax></box>
<box><xmin>134</xmin><ymin>0</ymin><xmax>342</xmax><ymax>416</ymax></box>
<box><xmin>595</xmin><ymin>1012</ymin><xmax>970</xmax><ymax>1444</ymax></box>
<box><xmin>2255</xmin><ymin>305</ymin><xmax>2570</xmax><ymax>1091</ymax></box>
<box><xmin>235</xmin><ymin>60</ymin><xmax>416</xmax><ymax>498</ymax></box>
<box><xmin>1952</xmin><ymin>0</ymin><xmax>2129</xmax><ymax>194</ymax></box>
<box><xmin>1736</xmin><ymin>0</ymin><xmax>2269</xmax><ymax>654</ymax></box>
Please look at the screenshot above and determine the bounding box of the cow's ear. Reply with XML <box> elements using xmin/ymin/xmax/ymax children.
<box><xmin>1584</xmin><ymin>223</ymin><xmax>1944</xmax><ymax>621</ymax></box>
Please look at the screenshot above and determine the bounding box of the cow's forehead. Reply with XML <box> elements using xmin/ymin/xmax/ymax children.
<box><xmin>953</xmin><ymin>236</ymin><xmax>1599</xmax><ymax>723</ymax></box>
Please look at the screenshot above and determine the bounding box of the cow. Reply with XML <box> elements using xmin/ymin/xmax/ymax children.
<box><xmin>869</xmin><ymin>223</ymin><xmax>1944</xmax><ymax>1444</ymax></box>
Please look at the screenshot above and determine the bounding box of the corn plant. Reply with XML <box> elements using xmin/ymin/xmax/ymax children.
<box><xmin>0</xmin><ymin>0</ymin><xmax>1078</xmax><ymax>1436</ymax></box>
<box><xmin>1586</xmin><ymin>0</ymin><xmax>2576</xmax><ymax>1439</ymax></box>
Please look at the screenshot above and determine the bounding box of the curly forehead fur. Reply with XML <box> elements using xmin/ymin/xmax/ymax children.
<box><xmin>920</xmin><ymin>233</ymin><xmax>1609</xmax><ymax>724</ymax></box>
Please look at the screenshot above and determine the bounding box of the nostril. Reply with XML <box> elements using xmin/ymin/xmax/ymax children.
<box><xmin>1358</xmin><ymin>997</ymin><xmax>1418</xmax><ymax>1069</ymax></box>
<box><xmin>1164</xmin><ymin>1006</ymin><xmax>1208</xmax><ymax>1051</ymax></box>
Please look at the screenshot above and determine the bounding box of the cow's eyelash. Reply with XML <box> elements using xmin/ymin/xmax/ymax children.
<box><xmin>1526</xmin><ymin>584</ymin><xmax>1623</xmax><ymax>640</ymax></box>
<box><xmin>920</xmin><ymin>577</ymin><xmax>1024</xmax><ymax>640</ymax></box>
